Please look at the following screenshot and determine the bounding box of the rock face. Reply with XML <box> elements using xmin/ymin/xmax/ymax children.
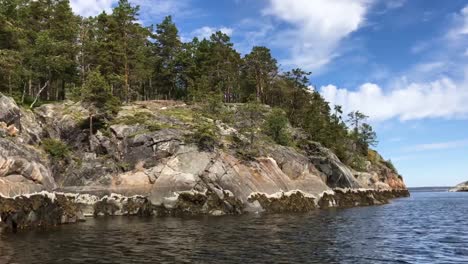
<box><xmin>449</xmin><ymin>181</ymin><xmax>468</xmax><ymax>192</ymax></box>
<box><xmin>0</xmin><ymin>94</ymin><xmax>409</xmax><ymax>231</ymax></box>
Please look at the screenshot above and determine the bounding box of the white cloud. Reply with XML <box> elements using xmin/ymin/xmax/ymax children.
<box><xmin>411</xmin><ymin>42</ymin><xmax>429</xmax><ymax>54</ymax></box>
<box><xmin>384</xmin><ymin>0</ymin><xmax>406</xmax><ymax>10</ymax></box>
<box><xmin>263</xmin><ymin>0</ymin><xmax>372</xmax><ymax>70</ymax></box>
<box><xmin>404</xmin><ymin>139</ymin><xmax>468</xmax><ymax>152</ymax></box>
<box><xmin>70</xmin><ymin>0</ymin><xmax>191</xmax><ymax>21</ymax></box>
<box><xmin>413</xmin><ymin>61</ymin><xmax>447</xmax><ymax>73</ymax></box>
<box><xmin>70</xmin><ymin>0</ymin><xmax>115</xmax><ymax>17</ymax></box>
<box><xmin>321</xmin><ymin>5</ymin><xmax>468</xmax><ymax>122</ymax></box>
<box><xmin>320</xmin><ymin>74</ymin><xmax>468</xmax><ymax>122</ymax></box>
<box><xmin>191</xmin><ymin>26</ymin><xmax>234</xmax><ymax>40</ymax></box>
<box><xmin>448</xmin><ymin>5</ymin><xmax>468</xmax><ymax>38</ymax></box>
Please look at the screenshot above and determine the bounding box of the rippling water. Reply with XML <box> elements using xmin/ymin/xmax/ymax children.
<box><xmin>1</xmin><ymin>191</ymin><xmax>468</xmax><ymax>264</ymax></box>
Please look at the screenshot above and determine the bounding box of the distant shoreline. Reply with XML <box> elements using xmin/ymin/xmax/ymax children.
<box><xmin>408</xmin><ymin>187</ymin><xmax>451</xmax><ymax>192</ymax></box>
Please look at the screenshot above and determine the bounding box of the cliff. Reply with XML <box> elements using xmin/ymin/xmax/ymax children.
<box><xmin>0</xmin><ymin>93</ymin><xmax>408</xmax><ymax>230</ymax></box>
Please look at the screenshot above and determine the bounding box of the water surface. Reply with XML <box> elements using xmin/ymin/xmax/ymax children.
<box><xmin>1</xmin><ymin>192</ymin><xmax>467</xmax><ymax>264</ymax></box>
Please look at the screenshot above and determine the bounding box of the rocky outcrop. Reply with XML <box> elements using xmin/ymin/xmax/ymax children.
<box><xmin>0</xmin><ymin>94</ymin><xmax>409</xmax><ymax>231</ymax></box>
<box><xmin>0</xmin><ymin>138</ymin><xmax>56</xmax><ymax>197</ymax></box>
<box><xmin>449</xmin><ymin>181</ymin><xmax>468</xmax><ymax>192</ymax></box>
<box><xmin>0</xmin><ymin>94</ymin><xmax>21</xmax><ymax>128</ymax></box>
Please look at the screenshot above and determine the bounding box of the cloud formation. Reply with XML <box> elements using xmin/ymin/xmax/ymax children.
<box><xmin>403</xmin><ymin>139</ymin><xmax>468</xmax><ymax>152</ymax></box>
<box><xmin>191</xmin><ymin>26</ymin><xmax>234</xmax><ymax>40</ymax></box>
<box><xmin>321</xmin><ymin>75</ymin><xmax>468</xmax><ymax>122</ymax></box>
<box><xmin>70</xmin><ymin>0</ymin><xmax>190</xmax><ymax>20</ymax></box>
<box><xmin>321</xmin><ymin>4</ymin><xmax>468</xmax><ymax>122</ymax></box>
<box><xmin>70</xmin><ymin>0</ymin><xmax>114</xmax><ymax>17</ymax></box>
<box><xmin>448</xmin><ymin>5</ymin><xmax>468</xmax><ymax>37</ymax></box>
<box><xmin>263</xmin><ymin>0</ymin><xmax>372</xmax><ymax>70</ymax></box>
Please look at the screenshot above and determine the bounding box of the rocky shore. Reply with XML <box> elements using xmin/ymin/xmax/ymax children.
<box><xmin>449</xmin><ymin>181</ymin><xmax>468</xmax><ymax>192</ymax></box>
<box><xmin>0</xmin><ymin>188</ymin><xmax>409</xmax><ymax>232</ymax></box>
<box><xmin>0</xmin><ymin>93</ymin><xmax>409</xmax><ymax>232</ymax></box>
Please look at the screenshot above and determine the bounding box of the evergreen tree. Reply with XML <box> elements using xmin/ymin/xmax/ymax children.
<box><xmin>264</xmin><ymin>108</ymin><xmax>290</xmax><ymax>146</ymax></box>
<box><xmin>243</xmin><ymin>46</ymin><xmax>278</xmax><ymax>103</ymax></box>
<box><xmin>81</xmin><ymin>69</ymin><xmax>120</xmax><ymax>115</ymax></box>
<box><xmin>153</xmin><ymin>16</ymin><xmax>182</xmax><ymax>99</ymax></box>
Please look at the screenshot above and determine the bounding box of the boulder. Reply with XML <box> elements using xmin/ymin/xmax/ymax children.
<box><xmin>0</xmin><ymin>93</ymin><xmax>20</xmax><ymax>127</ymax></box>
<box><xmin>0</xmin><ymin>138</ymin><xmax>56</xmax><ymax>196</ymax></box>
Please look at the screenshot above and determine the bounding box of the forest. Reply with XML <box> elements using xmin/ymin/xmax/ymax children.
<box><xmin>0</xmin><ymin>0</ymin><xmax>381</xmax><ymax>170</ymax></box>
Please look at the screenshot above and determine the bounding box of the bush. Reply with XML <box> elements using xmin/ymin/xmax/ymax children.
<box><xmin>202</xmin><ymin>91</ymin><xmax>225</xmax><ymax>117</ymax></box>
<box><xmin>384</xmin><ymin>159</ymin><xmax>398</xmax><ymax>173</ymax></box>
<box><xmin>42</xmin><ymin>138</ymin><xmax>70</xmax><ymax>159</ymax></box>
<box><xmin>264</xmin><ymin>108</ymin><xmax>291</xmax><ymax>146</ymax></box>
<box><xmin>191</xmin><ymin>122</ymin><xmax>218</xmax><ymax>152</ymax></box>
<box><xmin>349</xmin><ymin>154</ymin><xmax>368</xmax><ymax>172</ymax></box>
<box><xmin>367</xmin><ymin>149</ymin><xmax>381</xmax><ymax>164</ymax></box>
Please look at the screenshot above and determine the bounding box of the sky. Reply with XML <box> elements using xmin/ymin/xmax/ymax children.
<box><xmin>70</xmin><ymin>0</ymin><xmax>468</xmax><ymax>187</ymax></box>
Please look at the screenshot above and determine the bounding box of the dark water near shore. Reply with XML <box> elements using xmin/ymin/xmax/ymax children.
<box><xmin>1</xmin><ymin>192</ymin><xmax>468</xmax><ymax>264</ymax></box>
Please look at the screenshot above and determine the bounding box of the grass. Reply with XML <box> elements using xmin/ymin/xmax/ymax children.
<box><xmin>162</xmin><ymin>108</ymin><xmax>194</xmax><ymax>123</ymax></box>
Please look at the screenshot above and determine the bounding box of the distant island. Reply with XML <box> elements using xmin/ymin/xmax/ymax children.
<box><xmin>450</xmin><ymin>181</ymin><xmax>468</xmax><ymax>192</ymax></box>
<box><xmin>0</xmin><ymin>0</ymin><xmax>408</xmax><ymax>232</ymax></box>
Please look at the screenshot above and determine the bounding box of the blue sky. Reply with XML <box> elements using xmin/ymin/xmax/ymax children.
<box><xmin>70</xmin><ymin>0</ymin><xmax>468</xmax><ymax>187</ymax></box>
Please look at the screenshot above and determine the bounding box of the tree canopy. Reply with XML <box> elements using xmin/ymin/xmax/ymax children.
<box><xmin>0</xmin><ymin>0</ymin><xmax>379</xmax><ymax>169</ymax></box>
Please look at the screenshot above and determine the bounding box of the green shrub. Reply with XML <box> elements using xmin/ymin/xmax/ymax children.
<box><xmin>264</xmin><ymin>108</ymin><xmax>291</xmax><ymax>146</ymax></box>
<box><xmin>191</xmin><ymin>122</ymin><xmax>218</xmax><ymax>151</ymax></box>
<box><xmin>42</xmin><ymin>138</ymin><xmax>70</xmax><ymax>159</ymax></box>
<box><xmin>202</xmin><ymin>91</ymin><xmax>225</xmax><ymax>117</ymax></box>
<box><xmin>384</xmin><ymin>159</ymin><xmax>398</xmax><ymax>173</ymax></box>
<box><xmin>349</xmin><ymin>154</ymin><xmax>368</xmax><ymax>172</ymax></box>
<box><xmin>367</xmin><ymin>149</ymin><xmax>381</xmax><ymax>164</ymax></box>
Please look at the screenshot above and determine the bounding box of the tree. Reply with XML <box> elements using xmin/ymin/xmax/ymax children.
<box><xmin>208</xmin><ymin>31</ymin><xmax>241</xmax><ymax>102</ymax></box>
<box><xmin>359</xmin><ymin>123</ymin><xmax>378</xmax><ymax>148</ymax></box>
<box><xmin>347</xmin><ymin>111</ymin><xmax>368</xmax><ymax>134</ymax></box>
<box><xmin>81</xmin><ymin>69</ymin><xmax>120</xmax><ymax>115</ymax></box>
<box><xmin>243</xmin><ymin>46</ymin><xmax>278</xmax><ymax>103</ymax></box>
<box><xmin>153</xmin><ymin>16</ymin><xmax>182</xmax><ymax>99</ymax></box>
<box><xmin>264</xmin><ymin>108</ymin><xmax>290</xmax><ymax>146</ymax></box>
<box><xmin>81</xmin><ymin>69</ymin><xmax>119</xmax><ymax>151</ymax></box>
<box><xmin>110</xmin><ymin>0</ymin><xmax>149</xmax><ymax>101</ymax></box>
<box><xmin>240</xmin><ymin>98</ymin><xmax>263</xmax><ymax>146</ymax></box>
<box><xmin>347</xmin><ymin>111</ymin><xmax>377</xmax><ymax>154</ymax></box>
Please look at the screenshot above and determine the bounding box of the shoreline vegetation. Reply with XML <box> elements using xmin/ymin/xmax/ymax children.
<box><xmin>1</xmin><ymin>0</ymin><xmax>409</xmax><ymax>233</ymax></box>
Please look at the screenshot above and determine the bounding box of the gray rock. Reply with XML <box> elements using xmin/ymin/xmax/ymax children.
<box><xmin>0</xmin><ymin>93</ymin><xmax>20</xmax><ymax>127</ymax></box>
<box><xmin>305</xmin><ymin>142</ymin><xmax>361</xmax><ymax>188</ymax></box>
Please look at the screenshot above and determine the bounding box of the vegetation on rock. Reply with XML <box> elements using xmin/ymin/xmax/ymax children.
<box><xmin>42</xmin><ymin>138</ymin><xmax>70</xmax><ymax>159</ymax></box>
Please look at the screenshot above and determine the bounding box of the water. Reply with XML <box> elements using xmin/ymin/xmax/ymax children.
<box><xmin>1</xmin><ymin>191</ymin><xmax>468</xmax><ymax>264</ymax></box>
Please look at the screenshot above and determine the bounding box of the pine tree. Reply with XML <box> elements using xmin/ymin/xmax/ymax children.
<box><xmin>81</xmin><ymin>69</ymin><xmax>120</xmax><ymax>116</ymax></box>
<box><xmin>243</xmin><ymin>46</ymin><xmax>278</xmax><ymax>103</ymax></box>
<box><xmin>153</xmin><ymin>16</ymin><xmax>182</xmax><ymax>99</ymax></box>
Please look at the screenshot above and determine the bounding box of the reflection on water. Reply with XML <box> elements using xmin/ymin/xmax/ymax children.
<box><xmin>1</xmin><ymin>192</ymin><xmax>468</xmax><ymax>264</ymax></box>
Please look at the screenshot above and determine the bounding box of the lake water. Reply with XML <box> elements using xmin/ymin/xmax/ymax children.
<box><xmin>1</xmin><ymin>191</ymin><xmax>467</xmax><ymax>264</ymax></box>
